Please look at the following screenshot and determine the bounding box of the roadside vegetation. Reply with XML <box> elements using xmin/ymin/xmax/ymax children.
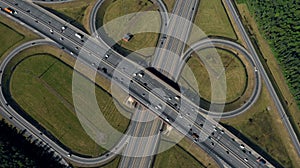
<box><xmin>0</xmin><ymin>16</ymin><xmax>39</xmax><ymax>59</ymax></box>
<box><xmin>235</xmin><ymin>0</ymin><xmax>300</xmax><ymax>139</ymax></box>
<box><xmin>102</xmin><ymin>0</ymin><xmax>160</xmax><ymax>57</ymax></box>
<box><xmin>154</xmin><ymin>140</ymin><xmax>205</xmax><ymax>168</ymax></box>
<box><xmin>190</xmin><ymin>0</ymin><xmax>237</xmax><ymax>43</ymax></box>
<box><xmin>163</xmin><ymin>0</ymin><xmax>176</xmax><ymax>12</ymax></box>
<box><xmin>222</xmin><ymin>83</ymin><xmax>296</xmax><ymax>167</ymax></box>
<box><xmin>0</xmin><ymin>22</ymin><xmax>23</xmax><ymax>56</ymax></box>
<box><xmin>7</xmin><ymin>48</ymin><xmax>130</xmax><ymax>156</ymax></box>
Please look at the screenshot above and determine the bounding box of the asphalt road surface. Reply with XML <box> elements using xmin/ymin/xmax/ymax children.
<box><xmin>224</xmin><ymin>0</ymin><xmax>300</xmax><ymax>157</ymax></box>
<box><xmin>0</xmin><ymin>0</ymin><xmax>276</xmax><ymax>167</ymax></box>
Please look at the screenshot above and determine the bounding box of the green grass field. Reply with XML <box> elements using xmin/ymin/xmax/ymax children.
<box><xmin>182</xmin><ymin>48</ymin><xmax>247</xmax><ymax>104</ymax></box>
<box><xmin>190</xmin><ymin>0</ymin><xmax>237</xmax><ymax>42</ymax></box>
<box><xmin>102</xmin><ymin>0</ymin><xmax>160</xmax><ymax>57</ymax></box>
<box><xmin>10</xmin><ymin>54</ymin><xmax>130</xmax><ymax>156</ymax></box>
<box><xmin>154</xmin><ymin>140</ymin><xmax>205</xmax><ymax>168</ymax></box>
<box><xmin>0</xmin><ymin>22</ymin><xmax>24</xmax><ymax>57</ymax></box>
<box><xmin>0</xmin><ymin>13</ymin><xmax>39</xmax><ymax>60</ymax></box>
<box><xmin>162</xmin><ymin>0</ymin><xmax>176</xmax><ymax>12</ymax></box>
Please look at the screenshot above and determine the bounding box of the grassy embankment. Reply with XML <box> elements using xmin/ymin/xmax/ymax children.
<box><xmin>154</xmin><ymin>142</ymin><xmax>206</xmax><ymax>168</ymax></box>
<box><xmin>102</xmin><ymin>0</ymin><xmax>160</xmax><ymax>57</ymax></box>
<box><xmin>189</xmin><ymin>0</ymin><xmax>237</xmax><ymax>44</ymax></box>
<box><xmin>0</xmin><ymin>16</ymin><xmax>39</xmax><ymax>59</ymax></box>
<box><xmin>163</xmin><ymin>0</ymin><xmax>176</xmax><ymax>12</ymax></box>
<box><xmin>7</xmin><ymin>46</ymin><xmax>130</xmax><ymax>157</ymax></box>
<box><xmin>182</xmin><ymin>49</ymin><xmax>247</xmax><ymax>104</ymax></box>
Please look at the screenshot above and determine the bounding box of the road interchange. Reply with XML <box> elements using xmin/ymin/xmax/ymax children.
<box><xmin>0</xmin><ymin>0</ymin><xmax>273</xmax><ymax>167</ymax></box>
<box><xmin>0</xmin><ymin>0</ymin><xmax>292</xmax><ymax>167</ymax></box>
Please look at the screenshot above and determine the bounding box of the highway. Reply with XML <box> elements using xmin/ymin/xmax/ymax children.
<box><xmin>223</xmin><ymin>0</ymin><xmax>300</xmax><ymax>156</ymax></box>
<box><xmin>89</xmin><ymin>1</ymin><xmax>166</xmax><ymax>167</ymax></box>
<box><xmin>119</xmin><ymin>105</ymin><xmax>163</xmax><ymax>168</ymax></box>
<box><xmin>151</xmin><ymin>0</ymin><xmax>199</xmax><ymax>81</ymax></box>
<box><xmin>0</xmin><ymin>0</ymin><xmax>275</xmax><ymax>167</ymax></box>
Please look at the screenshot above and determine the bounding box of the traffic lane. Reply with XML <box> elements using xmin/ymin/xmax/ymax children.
<box><xmin>224</xmin><ymin>0</ymin><xmax>300</xmax><ymax>156</ymax></box>
<box><xmin>129</xmin><ymin>80</ymin><xmax>261</xmax><ymax>167</ymax></box>
<box><xmin>119</xmin><ymin>109</ymin><xmax>161</xmax><ymax>168</ymax></box>
<box><xmin>1</xmin><ymin>1</ymin><xmax>84</xmax><ymax>53</ymax></box>
<box><xmin>5</xmin><ymin>0</ymin><xmax>110</xmax><ymax>56</ymax></box>
<box><xmin>0</xmin><ymin>39</ymin><xmax>133</xmax><ymax>166</ymax></box>
<box><xmin>0</xmin><ymin>0</ymin><xmax>272</xmax><ymax>166</ymax></box>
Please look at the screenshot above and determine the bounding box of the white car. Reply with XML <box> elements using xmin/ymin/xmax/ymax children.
<box><xmin>240</xmin><ymin>144</ymin><xmax>245</xmax><ymax>149</ymax></box>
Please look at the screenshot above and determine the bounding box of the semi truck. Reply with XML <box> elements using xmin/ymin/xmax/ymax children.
<box><xmin>3</xmin><ymin>7</ymin><xmax>17</xmax><ymax>14</ymax></box>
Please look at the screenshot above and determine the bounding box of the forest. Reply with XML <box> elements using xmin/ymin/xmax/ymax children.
<box><xmin>0</xmin><ymin>119</ymin><xmax>69</xmax><ymax>168</ymax></box>
<box><xmin>240</xmin><ymin>0</ymin><xmax>300</xmax><ymax>108</ymax></box>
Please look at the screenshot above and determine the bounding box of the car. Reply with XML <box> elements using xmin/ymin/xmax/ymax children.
<box><xmin>75</xmin><ymin>46</ymin><xmax>79</xmax><ymax>50</ymax></box>
<box><xmin>60</xmin><ymin>37</ymin><xmax>64</xmax><ymax>41</ymax></box>
<box><xmin>61</xmin><ymin>26</ymin><xmax>66</xmax><ymax>31</ymax></box>
<box><xmin>178</xmin><ymin>113</ymin><xmax>183</xmax><ymax>118</ymax></box>
<box><xmin>174</xmin><ymin>95</ymin><xmax>180</xmax><ymax>100</ymax></box>
<box><xmin>257</xmin><ymin>158</ymin><xmax>266</xmax><ymax>165</ymax></box>
<box><xmin>50</xmin><ymin>29</ymin><xmax>53</xmax><ymax>33</ymax></box>
<box><xmin>240</xmin><ymin>144</ymin><xmax>245</xmax><ymax>149</ymax></box>
<box><xmin>244</xmin><ymin>158</ymin><xmax>248</xmax><ymax>162</ymax></box>
<box><xmin>165</xmin><ymin>118</ymin><xmax>169</xmax><ymax>122</ymax></box>
<box><xmin>105</xmin><ymin>54</ymin><xmax>109</xmax><ymax>58</ymax></box>
<box><xmin>138</xmin><ymin>72</ymin><xmax>144</xmax><ymax>77</ymax></box>
<box><xmin>157</xmin><ymin>104</ymin><xmax>162</xmax><ymax>109</ymax></box>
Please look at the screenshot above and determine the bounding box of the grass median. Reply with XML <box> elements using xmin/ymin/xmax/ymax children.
<box><xmin>163</xmin><ymin>0</ymin><xmax>176</xmax><ymax>12</ymax></box>
<box><xmin>101</xmin><ymin>0</ymin><xmax>160</xmax><ymax>57</ymax></box>
<box><xmin>0</xmin><ymin>16</ymin><xmax>39</xmax><ymax>59</ymax></box>
<box><xmin>8</xmin><ymin>50</ymin><xmax>130</xmax><ymax>157</ymax></box>
<box><xmin>189</xmin><ymin>0</ymin><xmax>237</xmax><ymax>44</ymax></box>
<box><xmin>154</xmin><ymin>140</ymin><xmax>206</xmax><ymax>168</ymax></box>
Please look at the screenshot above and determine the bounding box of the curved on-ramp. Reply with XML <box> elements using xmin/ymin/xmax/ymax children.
<box><xmin>180</xmin><ymin>38</ymin><xmax>262</xmax><ymax>118</ymax></box>
<box><xmin>0</xmin><ymin>39</ymin><xmax>129</xmax><ymax>167</ymax></box>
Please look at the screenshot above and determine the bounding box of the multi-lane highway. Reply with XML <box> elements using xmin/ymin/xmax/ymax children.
<box><xmin>0</xmin><ymin>0</ymin><xmax>279</xmax><ymax>167</ymax></box>
<box><xmin>151</xmin><ymin>0</ymin><xmax>199</xmax><ymax>81</ymax></box>
<box><xmin>119</xmin><ymin>105</ymin><xmax>163</xmax><ymax>168</ymax></box>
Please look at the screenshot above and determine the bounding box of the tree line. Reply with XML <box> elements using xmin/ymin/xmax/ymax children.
<box><xmin>241</xmin><ymin>0</ymin><xmax>300</xmax><ymax>108</ymax></box>
<box><xmin>0</xmin><ymin>119</ymin><xmax>70</xmax><ymax>168</ymax></box>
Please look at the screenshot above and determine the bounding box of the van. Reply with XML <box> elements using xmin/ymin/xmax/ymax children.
<box><xmin>75</xmin><ymin>33</ymin><xmax>84</xmax><ymax>39</ymax></box>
